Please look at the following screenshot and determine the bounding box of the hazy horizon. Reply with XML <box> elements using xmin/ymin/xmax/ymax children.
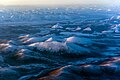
<box><xmin>0</xmin><ymin>0</ymin><xmax>119</xmax><ymax>6</ymax></box>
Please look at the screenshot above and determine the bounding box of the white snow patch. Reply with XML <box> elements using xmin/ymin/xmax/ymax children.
<box><xmin>76</xmin><ymin>27</ymin><xmax>81</xmax><ymax>31</ymax></box>
<box><xmin>102</xmin><ymin>30</ymin><xmax>113</xmax><ymax>34</ymax></box>
<box><xmin>111</xmin><ymin>24</ymin><xmax>120</xmax><ymax>33</ymax></box>
<box><xmin>19</xmin><ymin>34</ymin><xmax>30</xmax><ymax>39</ymax></box>
<box><xmin>107</xmin><ymin>9</ymin><xmax>111</xmax><ymax>12</ymax></box>
<box><xmin>52</xmin><ymin>23</ymin><xmax>63</xmax><ymax>29</ymax></box>
<box><xmin>29</xmin><ymin>41</ymin><xmax>91</xmax><ymax>55</ymax></box>
<box><xmin>45</xmin><ymin>37</ymin><xmax>53</xmax><ymax>42</ymax></box>
<box><xmin>117</xmin><ymin>16</ymin><xmax>120</xmax><ymax>19</ymax></box>
<box><xmin>29</xmin><ymin>41</ymin><xmax>67</xmax><ymax>53</ymax></box>
<box><xmin>19</xmin><ymin>35</ymin><xmax>31</xmax><ymax>42</ymax></box>
<box><xmin>0</xmin><ymin>43</ymin><xmax>18</xmax><ymax>53</ymax></box>
<box><xmin>16</xmin><ymin>49</ymin><xmax>37</xmax><ymax>57</ymax></box>
<box><xmin>66</xmin><ymin>36</ymin><xmax>93</xmax><ymax>45</ymax></box>
<box><xmin>66</xmin><ymin>27</ymin><xmax>75</xmax><ymax>30</ymax></box>
<box><xmin>23</xmin><ymin>37</ymin><xmax>45</xmax><ymax>44</ymax></box>
<box><xmin>83</xmin><ymin>27</ymin><xmax>92</xmax><ymax>31</ymax></box>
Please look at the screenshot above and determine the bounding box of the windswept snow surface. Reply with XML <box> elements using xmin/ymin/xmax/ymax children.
<box><xmin>0</xmin><ymin>6</ymin><xmax>120</xmax><ymax>80</ymax></box>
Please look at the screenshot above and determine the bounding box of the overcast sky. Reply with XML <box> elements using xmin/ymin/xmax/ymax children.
<box><xmin>0</xmin><ymin>0</ymin><xmax>119</xmax><ymax>6</ymax></box>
